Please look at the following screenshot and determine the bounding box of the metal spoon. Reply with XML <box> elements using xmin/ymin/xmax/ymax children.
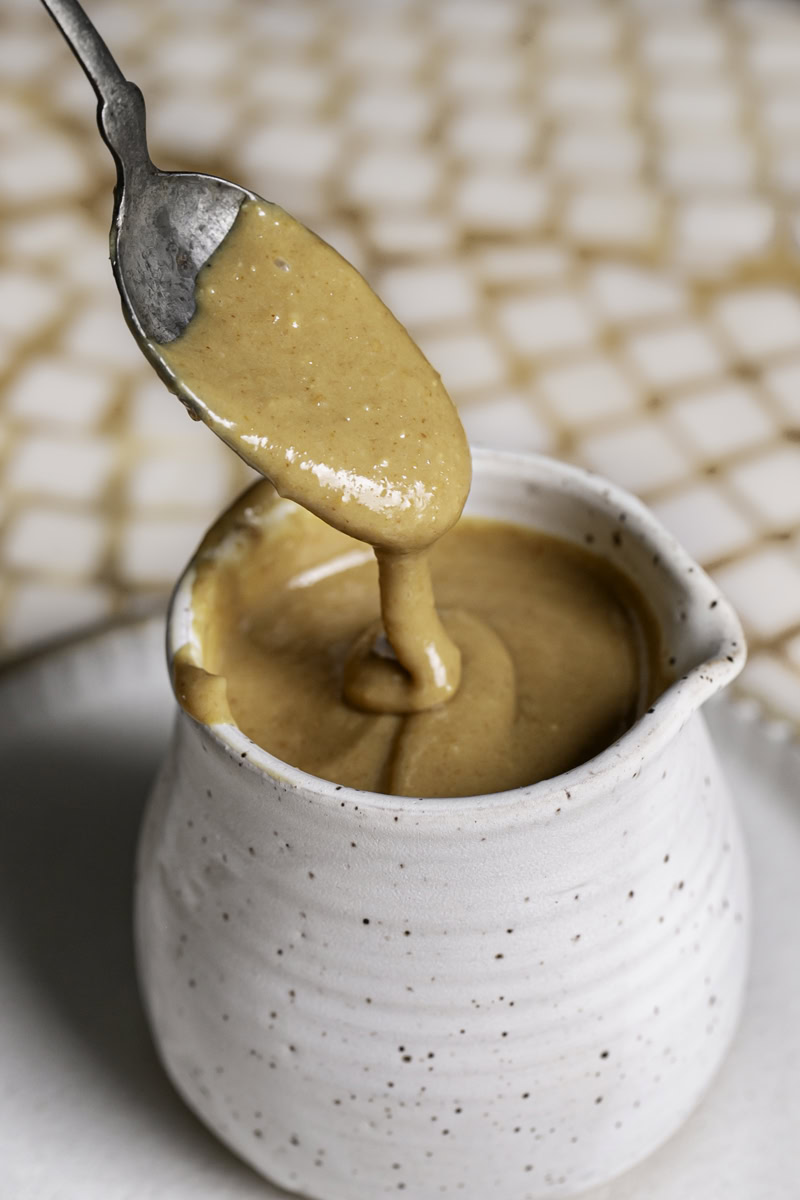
<box><xmin>40</xmin><ymin>0</ymin><xmax>258</xmax><ymax>361</ymax></box>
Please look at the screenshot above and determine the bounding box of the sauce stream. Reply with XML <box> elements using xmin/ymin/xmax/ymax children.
<box><xmin>159</xmin><ymin>199</ymin><xmax>469</xmax><ymax>710</ymax></box>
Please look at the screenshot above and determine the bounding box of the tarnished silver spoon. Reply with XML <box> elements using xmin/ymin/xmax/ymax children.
<box><xmin>40</xmin><ymin>0</ymin><xmax>258</xmax><ymax>358</ymax></box>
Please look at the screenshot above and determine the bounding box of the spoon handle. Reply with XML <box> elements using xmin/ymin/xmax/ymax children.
<box><xmin>39</xmin><ymin>0</ymin><xmax>152</xmax><ymax>181</ymax></box>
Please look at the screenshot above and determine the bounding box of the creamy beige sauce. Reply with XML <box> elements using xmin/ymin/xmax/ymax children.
<box><xmin>159</xmin><ymin>200</ymin><xmax>469</xmax><ymax>710</ymax></box>
<box><xmin>179</xmin><ymin>484</ymin><xmax>665</xmax><ymax>797</ymax></box>
<box><xmin>161</xmin><ymin>196</ymin><xmax>665</xmax><ymax>797</ymax></box>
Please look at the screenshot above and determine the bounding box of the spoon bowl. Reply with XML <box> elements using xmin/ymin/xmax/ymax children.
<box><xmin>114</xmin><ymin>168</ymin><xmax>256</xmax><ymax>347</ymax></box>
<box><xmin>41</xmin><ymin>0</ymin><xmax>257</xmax><ymax>352</ymax></box>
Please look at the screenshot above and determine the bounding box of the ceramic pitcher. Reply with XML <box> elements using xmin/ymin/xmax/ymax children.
<box><xmin>135</xmin><ymin>448</ymin><xmax>749</xmax><ymax>1200</ymax></box>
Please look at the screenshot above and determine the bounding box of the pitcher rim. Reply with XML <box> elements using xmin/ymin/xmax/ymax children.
<box><xmin>166</xmin><ymin>447</ymin><xmax>746</xmax><ymax>813</ymax></box>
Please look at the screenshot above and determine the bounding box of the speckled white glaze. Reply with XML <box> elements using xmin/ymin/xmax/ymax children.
<box><xmin>135</xmin><ymin>449</ymin><xmax>749</xmax><ymax>1200</ymax></box>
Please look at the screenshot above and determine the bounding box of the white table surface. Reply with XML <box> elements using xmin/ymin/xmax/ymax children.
<box><xmin>0</xmin><ymin>618</ymin><xmax>797</xmax><ymax>1199</ymax></box>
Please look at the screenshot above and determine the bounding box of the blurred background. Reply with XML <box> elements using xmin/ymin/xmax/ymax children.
<box><xmin>2</xmin><ymin>0</ymin><xmax>800</xmax><ymax>731</ymax></box>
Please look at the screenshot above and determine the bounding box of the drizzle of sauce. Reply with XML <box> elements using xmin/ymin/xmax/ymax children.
<box><xmin>158</xmin><ymin>200</ymin><xmax>469</xmax><ymax>711</ymax></box>
<box><xmin>172</xmin><ymin>643</ymin><xmax>232</xmax><ymax>727</ymax></box>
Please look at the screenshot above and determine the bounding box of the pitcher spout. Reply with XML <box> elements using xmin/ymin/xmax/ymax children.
<box><xmin>629</xmin><ymin>568</ymin><xmax>746</xmax><ymax>769</ymax></box>
<box><xmin>566</xmin><ymin>462</ymin><xmax>747</xmax><ymax>744</ymax></box>
<box><xmin>470</xmin><ymin>454</ymin><xmax>747</xmax><ymax>766</ymax></box>
<box><xmin>604</xmin><ymin>496</ymin><xmax>747</xmax><ymax>729</ymax></box>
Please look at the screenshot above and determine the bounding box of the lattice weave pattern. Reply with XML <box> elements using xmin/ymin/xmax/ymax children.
<box><xmin>2</xmin><ymin>0</ymin><xmax>800</xmax><ymax>728</ymax></box>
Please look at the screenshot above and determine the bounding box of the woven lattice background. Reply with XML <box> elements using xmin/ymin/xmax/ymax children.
<box><xmin>3</xmin><ymin>0</ymin><xmax>800</xmax><ymax>729</ymax></box>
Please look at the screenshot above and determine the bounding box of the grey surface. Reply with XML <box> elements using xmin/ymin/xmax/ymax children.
<box><xmin>0</xmin><ymin>621</ymin><xmax>274</xmax><ymax>1199</ymax></box>
<box><xmin>0</xmin><ymin>620</ymin><xmax>797</xmax><ymax>1199</ymax></box>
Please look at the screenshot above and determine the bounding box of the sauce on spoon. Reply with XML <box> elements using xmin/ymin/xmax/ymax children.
<box><xmin>159</xmin><ymin>199</ymin><xmax>469</xmax><ymax>712</ymax></box>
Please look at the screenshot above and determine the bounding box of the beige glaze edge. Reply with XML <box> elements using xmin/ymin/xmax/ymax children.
<box><xmin>135</xmin><ymin>449</ymin><xmax>750</xmax><ymax>1199</ymax></box>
